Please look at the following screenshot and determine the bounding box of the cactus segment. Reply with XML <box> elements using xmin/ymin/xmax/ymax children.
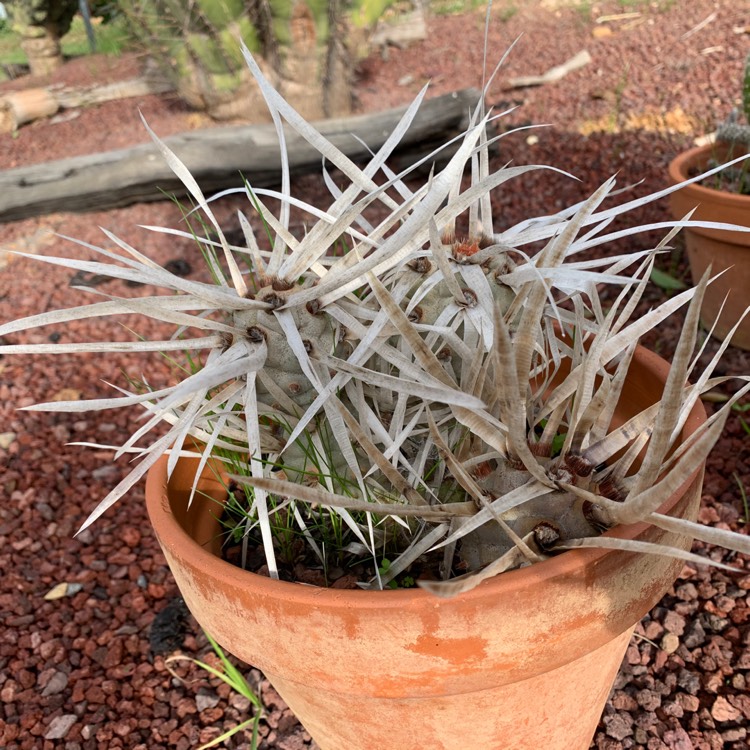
<box><xmin>196</xmin><ymin>0</ymin><xmax>246</xmax><ymax>27</ymax></box>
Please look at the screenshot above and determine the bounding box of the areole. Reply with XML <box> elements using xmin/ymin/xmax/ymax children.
<box><xmin>146</xmin><ymin>346</ymin><xmax>706</xmax><ymax>750</ymax></box>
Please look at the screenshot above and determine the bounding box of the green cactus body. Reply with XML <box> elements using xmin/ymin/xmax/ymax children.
<box><xmin>220</xmin><ymin>19</ymin><xmax>261</xmax><ymax>61</ymax></box>
<box><xmin>186</xmin><ymin>33</ymin><xmax>234</xmax><ymax>75</ymax></box>
<box><xmin>118</xmin><ymin>0</ymin><xmax>388</xmax><ymax>118</ymax></box>
<box><xmin>121</xmin><ymin>0</ymin><xmax>261</xmax><ymax>112</ymax></box>
<box><xmin>351</xmin><ymin>0</ymin><xmax>393</xmax><ymax>28</ymax></box>
<box><xmin>405</xmin><ymin>241</ymin><xmax>517</xmax><ymax>328</ymax></box>
<box><xmin>196</xmin><ymin>0</ymin><xmax>245</xmax><ymax>28</ymax></box>
<box><xmin>269</xmin><ymin>0</ymin><xmax>330</xmax><ymax>47</ymax></box>
<box><xmin>713</xmin><ymin>51</ymin><xmax>750</xmax><ymax>193</ymax></box>
<box><xmin>716</xmin><ymin>51</ymin><xmax>750</xmax><ymax>148</ymax></box>
<box><xmin>233</xmin><ymin>285</ymin><xmax>340</xmax><ymax>407</ymax></box>
<box><xmin>221</xmin><ymin>238</ymin><xmax>543</xmax><ymax>569</ymax></box>
<box><xmin>233</xmin><ymin>241</ymin><xmax>517</xmax><ymax>411</ymax></box>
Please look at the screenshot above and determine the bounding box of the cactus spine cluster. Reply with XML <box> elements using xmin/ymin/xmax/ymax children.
<box><xmin>235</xmin><ymin>236</ymin><xmax>517</xmax><ymax>408</ymax></box>
<box><xmin>3</xmin><ymin>44</ymin><xmax>750</xmax><ymax>595</ymax></box>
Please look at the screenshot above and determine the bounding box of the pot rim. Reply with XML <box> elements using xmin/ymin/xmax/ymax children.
<box><xmin>146</xmin><ymin>345</ymin><xmax>707</xmax><ymax>609</ymax></box>
<box><xmin>668</xmin><ymin>143</ymin><xmax>750</xmax><ymax>209</ymax></box>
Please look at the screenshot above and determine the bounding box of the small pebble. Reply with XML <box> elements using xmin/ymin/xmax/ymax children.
<box><xmin>660</xmin><ymin>633</ymin><xmax>680</xmax><ymax>654</ymax></box>
<box><xmin>41</xmin><ymin>670</ymin><xmax>69</xmax><ymax>697</ymax></box>
<box><xmin>196</xmin><ymin>690</ymin><xmax>221</xmax><ymax>712</ymax></box>
<box><xmin>44</xmin><ymin>714</ymin><xmax>77</xmax><ymax>740</ymax></box>
<box><xmin>0</xmin><ymin>431</ymin><xmax>17</xmax><ymax>449</ymax></box>
<box><xmin>711</xmin><ymin>696</ymin><xmax>742</xmax><ymax>723</ymax></box>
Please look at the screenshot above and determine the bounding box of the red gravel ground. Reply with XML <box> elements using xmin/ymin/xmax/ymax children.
<box><xmin>1</xmin><ymin>1</ymin><xmax>750</xmax><ymax>748</ymax></box>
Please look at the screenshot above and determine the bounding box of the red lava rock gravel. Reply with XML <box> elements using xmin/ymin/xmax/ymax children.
<box><xmin>1</xmin><ymin>1</ymin><xmax>749</xmax><ymax>748</ymax></box>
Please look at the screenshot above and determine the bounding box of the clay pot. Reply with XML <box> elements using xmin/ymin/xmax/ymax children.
<box><xmin>668</xmin><ymin>143</ymin><xmax>750</xmax><ymax>349</ymax></box>
<box><xmin>145</xmin><ymin>347</ymin><xmax>706</xmax><ymax>750</ymax></box>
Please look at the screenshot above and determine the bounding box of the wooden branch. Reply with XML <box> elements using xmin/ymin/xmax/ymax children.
<box><xmin>0</xmin><ymin>88</ymin><xmax>59</xmax><ymax>132</ymax></box>
<box><xmin>53</xmin><ymin>77</ymin><xmax>174</xmax><ymax>109</ymax></box>
<box><xmin>681</xmin><ymin>11</ymin><xmax>717</xmax><ymax>40</ymax></box>
<box><xmin>0</xmin><ymin>77</ymin><xmax>175</xmax><ymax>132</ymax></box>
<box><xmin>595</xmin><ymin>12</ymin><xmax>641</xmax><ymax>24</ymax></box>
<box><xmin>0</xmin><ymin>88</ymin><xmax>480</xmax><ymax>223</ymax></box>
<box><xmin>506</xmin><ymin>50</ymin><xmax>592</xmax><ymax>89</ymax></box>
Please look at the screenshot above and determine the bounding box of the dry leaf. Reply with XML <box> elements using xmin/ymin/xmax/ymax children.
<box><xmin>44</xmin><ymin>582</ymin><xmax>70</xmax><ymax>600</ymax></box>
<box><xmin>43</xmin><ymin>582</ymin><xmax>83</xmax><ymax>600</ymax></box>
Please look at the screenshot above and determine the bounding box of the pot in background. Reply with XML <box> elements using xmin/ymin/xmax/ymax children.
<box><xmin>146</xmin><ymin>347</ymin><xmax>706</xmax><ymax>750</ymax></box>
<box><xmin>668</xmin><ymin>143</ymin><xmax>750</xmax><ymax>350</ymax></box>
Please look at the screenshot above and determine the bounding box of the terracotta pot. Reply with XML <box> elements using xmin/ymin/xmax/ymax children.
<box><xmin>668</xmin><ymin>143</ymin><xmax>750</xmax><ymax>349</ymax></box>
<box><xmin>146</xmin><ymin>347</ymin><xmax>706</xmax><ymax>750</ymax></box>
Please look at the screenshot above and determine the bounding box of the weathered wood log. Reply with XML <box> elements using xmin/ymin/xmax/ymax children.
<box><xmin>0</xmin><ymin>88</ymin><xmax>59</xmax><ymax>132</ymax></box>
<box><xmin>0</xmin><ymin>88</ymin><xmax>480</xmax><ymax>223</ymax></box>
<box><xmin>0</xmin><ymin>77</ymin><xmax>176</xmax><ymax>133</ymax></box>
<box><xmin>53</xmin><ymin>77</ymin><xmax>175</xmax><ymax>109</ymax></box>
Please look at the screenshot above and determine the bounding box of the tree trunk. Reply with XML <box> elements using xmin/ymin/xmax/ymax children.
<box><xmin>20</xmin><ymin>25</ymin><xmax>64</xmax><ymax>76</ymax></box>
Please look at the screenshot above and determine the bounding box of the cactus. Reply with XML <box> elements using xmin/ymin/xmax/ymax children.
<box><xmin>3</xmin><ymin>46</ymin><xmax>750</xmax><ymax>595</ymax></box>
<box><xmin>715</xmin><ymin>52</ymin><xmax>750</xmax><ymax>152</ymax></box>
<box><xmin>119</xmin><ymin>0</ymin><xmax>262</xmax><ymax>116</ymax></box>
<box><xmin>4</xmin><ymin>0</ymin><xmax>79</xmax><ymax>75</ymax></box>
<box><xmin>236</xmin><ymin>242</ymin><xmax>517</xmax><ymax>408</ymax></box>
<box><xmin>711</xmin><ymin>52</ymin><xmax>750</xmax><ymax>194</ymax></box>
<box><xmin>118</xmin><ymin>0</ymin><xmax>366</xmax><ymax>120</ymax></box>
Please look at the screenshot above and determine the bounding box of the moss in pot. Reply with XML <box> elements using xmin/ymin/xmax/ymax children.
<box><xmin>3</xmin><ymin>39</ymin><xmax>750</xmax><ymax>750</ymax></box>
